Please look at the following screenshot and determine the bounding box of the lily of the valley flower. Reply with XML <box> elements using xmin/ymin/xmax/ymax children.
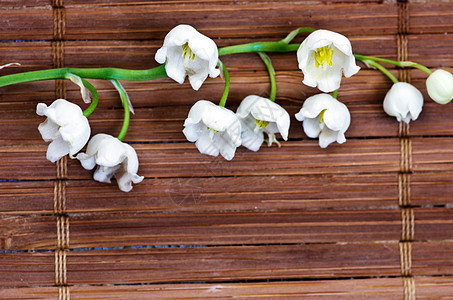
<box><xmin>183</xmin><ymin>100</ymin><xmax>241</xmax><ymax>160</ymax></box>
<box><xmin>76</xmin><ymin>134</ymin><xmax>144</xmax><ymax>192</ymax></box>
<box><xmin>426</xmin><ymin>69</ymin><xmax>453</xmax><ymax>104</ymax></box>
<box><xmin>155</xmin><ymin>24</ymin><xmax>220</xmax><ymax>91</ymax></box>
<box><xmin>36</xmin><ymin>99</ymin><xmax>90</xmax><ymax>163</ymax></box>
<box><xmin>295</xmin><ymin>93</ymin><xmax>351</xmax><ymax>148</ymax></box>
<box><xmin>297</xmin><ymin>29</ymin><xmax>360</xmax><ymax>93</ymax></box>
<box><xmin>383</xmin><ymin>82</ymin><xmax>423</xmax><ymax>123</ymax></box>
<box><xmin>236</xmin><ymin>95</ymin><xmax>290</xmax><ymax>151</ymax></box>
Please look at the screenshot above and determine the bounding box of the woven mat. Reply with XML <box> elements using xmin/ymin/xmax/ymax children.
<box><xmin>1</xmin><ymin>1</ymin><xmax>453</xmax><ymax>299</ymax></box>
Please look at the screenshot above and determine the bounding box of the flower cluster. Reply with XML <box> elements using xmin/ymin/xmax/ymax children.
<box><xmin>8</xmin><ymin>24</ymin><xmax>451</xmax><ymax>192</ymax></box>
<box><xmin>37</xmin><ymin>99</ymin><xmax>143</xmax><ymax>192</ymax></box>
<box><xmin>162</xmin><ymin>26</ymin><xmax>359</xmax><ymax>158</ymax></box>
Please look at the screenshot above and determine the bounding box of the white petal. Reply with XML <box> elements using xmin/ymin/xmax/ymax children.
<box><xmin>240</xmin><ymin>117</ymin><xmax>264</xmax><ymax>152</ymax></box>
<box><xmin>187</xmin><ymin>58</ymin><xmax>210</xmax><ymax>91</ymax></box>
<box><xmin>323</xmin><ymin>100</ymin><xmax>350</xmax><ymax>132</ymax></box>
<box><xmin>94</xmin><ymin>137</ymin><xmax>127</xmax><ymax>168</ymax></box>
<box><xmin>164</xmin><ymin>46</ymin><xmax>186</xmax><ymax>84</ymax></box>
<box><xmin>93</xmin><ymin>165</ymin><xmax>119</xmax><ymax>184</ymax></box>
<box><xmin>188</xmin><ymin>100</ymin><xmax>239</xmax><ymax>133</ymax></box>
<box><xmin>195</xmin><ymin>132</ymin><xmax>220</xmax><ymax>157</ymax></box>
<box><xmin>38</xmin><ymin>119</ymin><xmax>60</xmax><ymax>142</ymax></box>
<box><xmin>236</xmin><ymin>95</ymin><xmax>259</xmax><ymax>118</ymax></box>
<box><xmin>183</xmin><ymin>122</ymin><xmax>204</xmax><ymax>142</ymax></box>
<box><xmin>319</xmin><ymin>127</ymin><xmax>340</xmax><ymax>148</ymax></box>
<box><xmin>59</xmin><ymin>115</ymin><xmax>91</xmax><ymax>155</ymax></box>
<box><xmin>155</xmin><ymin>47</ymin><xmax>168</xmax><ymax>64</ymax></box>
<box><xmin>302</xmin><ymin>117</ymin><xmax>322</xmax><ymax>138</ymax></box>
<box><xmin>214</xmin><ymin>132</ymin><xmax>238</xmax><ymax>161</ymax></box>
<box><xmin>426</xmin><ymin>69</ymin><xmax>453</xmax><ymax>104</ymax></box>
<box><xmin>115</xmin><ymin>171</ymin><xmax>144</xmax><ymax>193</ymax></box>
<box><xmin>76</xmin><ymin>152</ymin><xmax>97</xmax><ymax>170</ymax></box>
<box><xmin>237</xmin><ymin>96</ymin><xmax>290</xmax><ymax>141</ymax></box>
<box><xmin>123</xmin><ymin>143</ymin><xmax>141</xmax><ymax>176</ymax></box>
<box><xmin>46</xmin><ymin>136</ymin><xmax>70</xmax><ymax>163</ymax></box>
<box><xmin>297</xmin><ymin>94</ymin><xmax>333</xmax><ymax>119</ymax></box>
<box><xmin>383</xmin><ymin>82</ymin><xmax>423</xmax><ymax>123</ymax></box>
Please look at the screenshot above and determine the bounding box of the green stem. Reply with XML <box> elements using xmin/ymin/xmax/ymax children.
<box><xmin>0</xmin><ymin>39</ymin><xmax>305</xmax><ymax>88</ymax></box>
<box><xmin>0</xmin><ymin>65</ymin><xmax>167</xmax><ymax>87</ymax></box>
<box><xmin>281</xmin><ymin>27</ymin><xmax>316</xmax><ymax>44</ymax></box>
<box><xmin>111</xmin><ymin>80</ymin><xmax>130</xmax><ymax>141</ymax></box>
<box><xmin>81</xmin><ymin>79</ymin><xmax>99</xmax><ymax>117</ymax></box>
<box><xmin>257</xmin><ymin>52</ymin><xmax>277</xmax><ymax>102</ymax></box>
<box><xmin>219</xmin><ymin>41</ymin><xmax>300</xmax><ymax>56</ymax></box>
<box><xmin>218</xmin><ymin>60</ymin><xmax>230</xmax><ymax>107</ymax></box>
<box><xmin>354</xmin><ymin>54</ymin><xmax>433</xmax><ymax>75</ymax></box>
<box><xmin>363</xmin><ymin>59</ymin><xmax>399</xmax><ymax>84</ymax></box>
<box><xmin>331</xmin><ymin>89</ymin><xmax>338</xmax><ymax>99</ymax></box>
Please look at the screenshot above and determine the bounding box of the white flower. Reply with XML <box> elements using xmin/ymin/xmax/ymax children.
<box><xmin>183</xmin><ymin>100</ymin><xmax>241</xmax><ymax>160</ymax></box>
<box><xmin>297</xmin><ymin>29</ymin><xmax>360</xmax><ymax>93</ymax></box>
<box><xmin>236</xmin><ymin>95</ymin><xmax>290</xmax><ymax>151</ymax></box>
<box><xmin>383</xmin><ymin>82</ymin><xmax>423</xmax><ymax>123</ymax></box>
<box><xmin>36</xmin><ymin>99</ymin><xmax>90</xmax><ymax>163</ymax></box>
<box><xmin>155</xmin><ymin>24</ymin><xmax>220</xmax><ymax>91</ymax></box>
<box><xmin>426</xmin><ymin>69</ymin><xmax>453</xmax><ymax>104</ymax></box>
<box><xmin>76</xmin><ymin>134</ymin><xmax>144</xmax><ymax>192</ymax></box>
<box><xmin>295</xmin><ymin>93</ymin><xmax>351</xmax><ymax>148</ymax></box>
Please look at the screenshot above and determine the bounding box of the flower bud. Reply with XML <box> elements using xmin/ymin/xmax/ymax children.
<box><xmin>383</xmin><ymin>82</ymin><xmax>423</xmax><ymax>124</ymax></box>
<box><xmin>426</xmin><ymin>69</ymin><xmax>453</xmax><ymax>104</ymax></box>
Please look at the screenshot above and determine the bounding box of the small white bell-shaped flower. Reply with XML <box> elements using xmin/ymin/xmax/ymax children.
<box><xmin>155</xmin><ymin>24</ymin><xmax>220</xmax><ymax>91</ymax></box>
<box><xmin>236</xmin><ymin>95</ymin><xmax>290</xmax><ymax>151</ymax></box>
<box><xmin>295</xmin><ymin>93</ymin><xmax>351</xmax><ymax>148</ymax></box>
<box><xmin>426</xmin><ymin>69</ymin><xmax>453</xmax><ymax>104</ymax></box>
<box><xmin>183</xmin><ymin>100</ymin><xmax>241</xmax><ymax>160</ymax></box>
<box><xmin>36</xmin><ymin>99</ymin><xmax>90</xmax><ymax>163</ymax></box>
<box><xmin>383</xmin><ymin>82</ymin><xmax>423</xmax><ymax>123</ymax></box>
<box><xmin>297</xmin><ymin>29</ymin><xmax>360</xmax><ymax>93</ymax></box>
<box><xmin>76</xmin><ymin>134</ymin><xmax>144</xmax><ymax>192</ymax></box>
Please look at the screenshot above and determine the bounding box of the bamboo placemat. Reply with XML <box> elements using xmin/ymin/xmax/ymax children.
<box><xmin>1</xmin><ymin>1</ymin><xmax>453</xmax><ymax>299</ymax></box>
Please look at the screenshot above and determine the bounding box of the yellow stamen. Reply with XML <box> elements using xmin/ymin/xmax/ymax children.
<box><xmin>319</xmin><ymin>109</ymin><xmax>327</xmax><ymax>125</ymax></box>
<box><xmin>314</xmin><ymin>45</ymin><xmax>333</xmax><ymax>68</ymax></box>
<box><xmin>255</xmin><ymin>119</ymin><xmax>269</xmax><ymax>130</ymax></box>
<box><xmin>182</xmin><ymin>42</ymin><xmax>196</xmax><ymax>60</ymax></box>
<box><xmin>206</xmin><ymin>127</ymin><xmax>218</xmax><ymax>133</ymax></box>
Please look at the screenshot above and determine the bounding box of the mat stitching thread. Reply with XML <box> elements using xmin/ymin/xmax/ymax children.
<box><xmin>53</xmin><ymin>1</ymin><xmax>69</xmax><ymax>299</ymax></box>
<box><xmin>397</xmin><ymin>1</ymin><xmax>415</xmax><ymax>299</ymax></box>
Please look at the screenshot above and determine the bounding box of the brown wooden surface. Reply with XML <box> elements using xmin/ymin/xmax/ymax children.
<box><xmin>1</xmin><ymin>0</ymin><xmax>453</xmax><ymax>299</ymax></box>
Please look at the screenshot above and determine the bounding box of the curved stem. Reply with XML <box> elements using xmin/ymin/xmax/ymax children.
<box><xmin>0</xmin><ymin>65</ymin><xmax>167</xmax><ymax>87</ymax></box>
<box><xmin>111</xmin><ymin>79</ymin><xmax>130</xmax><ymax>141</ymax></box>
<box><xmin>81</xmin><ymin>79</ymin><xmax>99</xmax><ymax>117</ymax></box>
<box><xmin>363</xmin><ymin>59</ymin><xmax>399</xmax><ymax>84</ymax></box>
<box><xmin>218</xmin><ymin>60</ymin><xmax>230</xmax><ymax>107</ymax></box>
<box><xmin>281</xmin><ymin>27</ymin><xmax>316</xmax><ymax>44</ymax></box>
<box><xmin>258</xmin><ymin>52</ymin><xmax>277</xmax><ymax>102</ymax></box>
<box><xmin>354</xmin><ymin>54</ymin><xmax>433</xmax><ymax>75</ymax></box>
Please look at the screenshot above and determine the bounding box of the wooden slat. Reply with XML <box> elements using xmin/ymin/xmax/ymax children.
<box><xmin>0</xmin><ymin>2</ymin><xmax>451</xmax><ymax>42</ymax></box>
<box><xmin>0</xmin><ymin>278</ymin><xmax>405</xmax><ymax>299</ymax></box>
<box><xmin>410</xmin><ymin>3</ymin><xmax>453</xmax><ymax>34</ymax></box>
<box><xmin>4</xmin><ymin>137</ymin><xmax>453</xmax><ymax>180</ymax></box>
<box><xmin>3</xmin><ymin>276</ymin><xmax>453</xmax><ymax>299</ymax></box>
<box><xmin>0</xmin><ymin>210</ymin><xmax>401</xmax><ymax>250</ymax></box>
<box><xmin>64</xmin><ymin>173</ymin><xmax>399</xmax><ymax>213</ymax></box>
<box><xmin>0</xmin><ymin>181</ymin><xmax>54</xmax><ymax>214</ymax></box>
<box><xmin>3</xmin><ymin>208</ymin><xmax>453</xmax><ymax>251</ymax></box>
<box><xmin>0</xmin><ymin>243</ymin><xmax>400</xmax><ymax>287</ymax></box>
